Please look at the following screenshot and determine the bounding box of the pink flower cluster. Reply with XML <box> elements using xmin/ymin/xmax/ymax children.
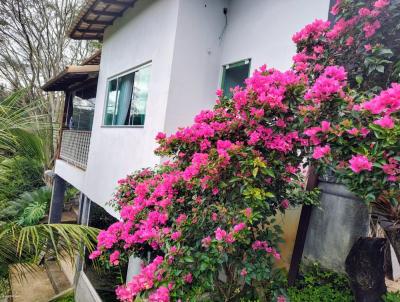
<box><xmin>251</xmin><ymin>240</ymin><xmax>281</xmax><ymax>260</ymax></box>
<box><xmin>116</xmin><ymin>256</ymin><xmax>164</xmax><ymax>301</ymax></box>
<box><xmin>305</xmin><ymin>66</ymin><xmax>347</xmax><ymax>103</ymax></box>
<box><xmin>292</xmin><ymin>19</ymin><xmax>330</xmax><ymax>43</ymax></box>
<box><xmin>349</xmin><ymin>155</ymin><xmax>373</xmax><ymax>174</ymax></box>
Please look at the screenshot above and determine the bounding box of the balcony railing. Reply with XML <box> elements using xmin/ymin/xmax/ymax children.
<box><xmin>59</xmin><ymin>130</ymin><xmax>91</xmax><ymax>170</ymax></box>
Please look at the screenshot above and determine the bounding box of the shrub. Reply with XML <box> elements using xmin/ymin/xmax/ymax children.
<box><xmin>0</xmin><ymin>187</ymin><xmax>51</xmax><ymax>226</ymax></box>
<box><xmin>89</xmin><ymin>1</ymin><xmax>399</xmax><ymax>301</ymax></box>
<box><xmin>287</xmin><ymin>264</ymin><xmax>353</xmax><ymax>302</ymax></box>
<box><xmin>384</xmin><ymin>291</ymin><xmax>400</xmax><ymax>302</ymax></box>
<box><xmin>0</xmin><ymin>156</ymin><xmax>44</xmax><ymax>203</ymax></box>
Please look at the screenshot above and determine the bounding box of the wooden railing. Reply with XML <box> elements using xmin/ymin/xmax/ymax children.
<box><xmin>59</xmin><ymin>130</ymin><xmax>91</xmax><ymax>170</ymax></box>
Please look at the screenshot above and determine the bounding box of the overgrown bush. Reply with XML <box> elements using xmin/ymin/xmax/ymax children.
<box><xmin>287</xmin><ymin>264</ymin><xmax>353</xmax><ymax>302</ymax></box>
<box><xmin>0</xmin><ymin>156</ymin><xmax>43</xmax><ymax>204</ymax></box>
<box><xmin>89</xmin><ymin>0</ymin><xmax>399</xmax><ymax>301</ymax></box>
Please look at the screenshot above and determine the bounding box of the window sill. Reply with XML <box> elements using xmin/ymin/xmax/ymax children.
<box><xmin>101</xmin><ymin>125</ymin><xmax>145</xmax><ymax>128</ymax></box>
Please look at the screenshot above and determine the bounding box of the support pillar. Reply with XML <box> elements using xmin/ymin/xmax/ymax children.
<box><xmin>48</xmin><ymin>174</ymin><xmax>66</xmax><ymax>223</ymax></box>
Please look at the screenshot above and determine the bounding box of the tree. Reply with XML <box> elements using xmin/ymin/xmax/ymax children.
<box><xmin>0</xmin><ymin>0</ymin><xmax>97</xmax><ymax>139</ymax></box>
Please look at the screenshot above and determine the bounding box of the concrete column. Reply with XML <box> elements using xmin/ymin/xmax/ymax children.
<box><xmin>48</xmin><ymin>174</ymin><xmax>67</xmax><ymax>223</ymax></box>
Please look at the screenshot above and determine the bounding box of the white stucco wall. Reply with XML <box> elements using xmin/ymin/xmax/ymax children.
<box><xmin>164</xmin><ymin>0</ymin><xmax>228</xmax><ymax>134</ymax></box>
<box><xmin>55</xmin><ymin>0</ymin><xmax>331</xmax><ymax>217</ymax></box>
<box><xmin>81</xmin><ymin>0</ymin><xmax>180</xmax><ymax>215</ymax></box>
<box><xmin>220</xmin><ymin>0</ymin><xmax>331</xmax><ymax>72</ymax></box>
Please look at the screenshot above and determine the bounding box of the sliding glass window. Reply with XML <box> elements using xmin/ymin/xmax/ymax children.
<box><xmin>104</xmin><ymin>63</ymin><xmax>151</xmax><ymax>126</ymax></box>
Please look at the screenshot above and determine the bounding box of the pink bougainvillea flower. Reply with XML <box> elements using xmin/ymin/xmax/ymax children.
<box><xmin>149</xmin><ymin>286</ymin><xmax>170</xmax><ymax>302</ymax></box>
<box><xmin>240</xmin><ymin>268</ymin><xmax>247</xmax><ymax>276</ymax></box>
<box><xmin>363</xmin><ymin>20</ymin><xmax>381</xmax><ymax>38</ymax></box>
<box><xmin>330</xmin><ymin>0</ymin><xmax>341</xmax><ymax>15</ymax></box>
<box><xmin>214</xmin><ymin>227</ymin><xmax>227</xmax><ymax>241</ymax></box>
<box><xmin>312</xmin><ymin>145</ymin><xmax>331</xmax><ymax>159</ymax></box>
<box><xmin>359</xmin><ymin>7</ymin><xmax>372</xmax><ymax>16</ymax></box>
<box><xmin>346</xmin><ymin>36</ymin><xmax>354</xmax><ymax>46</ymax></box>
<box><xmin>89</xmin><ymin>250</ymin><xmax>101</xmax><ymax>260</ymax></box>
<box><xmin>321</xmin><ymin>121</ymin><xmax>331</xmax><ymax>132</ymax></box>
<box><xmin>373</xmin><ymin>115</ymin><xmax>395</xmax><ymax>129</ymax></box>
<box><xmin>170</xmin><ymin>231</ymin><xmax>182</xmax><ymax>241</ymax></box>
<box><xmin>277</xmin><ymin>296</ymin><xmax>287</xmax><ymax>302</ymax></box>
<box><xmin>349</xmin><ymin>155</ymin><xmax>373</xmax><ymax>173</ymax></box>
<box><xmin>110</xmin><ymin>250</ymin><xmax>120</xmax><ymax>266</ymax></box>
<box><xmin>201</xmin><ymin>236</ymin><xmax>212</xmax><ymax>248</ymax></box>
<box><xmin>183</xmin><ymin>273</ymin><xmax>193</xmax><ymax>284</ymax></box>
<box><xmin>281</xmin><ymin>199</ymin><xmax>290</xmax><ymax>209</ymax></box>
<box><xmin>233</xmin><ymin>223</ymin><xmax>246</xmax><ymax>233</ymax></box>
<box><xmin>364</xmin><ymin>44</ymin><xmax>372</xmax><ymax>51</ymax></box>
<box><xmin>156</xmin><ymin>132</ymin><xmax>166</xmax><ymax>140</ymax></box>
<box><xmin>346</xmin><ymin>128</ymin><xmax>359</xmax><ymax>136</ymax></box>
<box><xmin>244</xmin><ymin>207</ymin><xmax>252</xmax><ymax>218</ymax></box>
<box><xmin>374</xmin><ymin>0</ymin><xmax>390</xmax><ymax>8</ymax></box>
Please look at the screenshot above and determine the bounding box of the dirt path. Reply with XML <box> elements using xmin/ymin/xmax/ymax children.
<box><xmin>10</xmin><ymin>265</ymin><xmax>55</xmax><ymax>302</ymax></box>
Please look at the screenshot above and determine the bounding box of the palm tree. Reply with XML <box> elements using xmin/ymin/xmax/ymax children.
<box><xmin>0</xmin><ymin>223</ymin><xmax>99</xmax><ymax>274</ymax></box>
<box><xmin>0</xmin><ymin>89</ymin><xmax>53</xmax><ymax>168</ymax></box>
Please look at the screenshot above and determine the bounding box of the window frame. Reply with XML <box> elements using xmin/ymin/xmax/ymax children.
<box><xmin>220</xmin><ymin>58</ymin><xmax>251</xmax><ymax>92</ymax></box>
<box><xmin>102</xmin><ymin>61</ymin><xmax>152</xmax><ymax>128</ymax></box>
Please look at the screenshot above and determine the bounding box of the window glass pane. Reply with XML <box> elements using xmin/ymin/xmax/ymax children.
<box><xmin>71</xmin><ymin>85</ymin><xmax>96</xmax><ymax>131</ymax></box>
<box><xmin>103</xmin><ymin>64</ymin><xmax>151</xmax><ymax>127</ymax></box>
<box><xmin>222</xmin><ymin>60</ymin><xmax>250</xmax><ymax>97</ymax></box>
<box><xmin>129</xmin><ymin>65</ymin><xmax>151</xmax><ymax>126</ymax></box>
<box><xmin>104</xmin><ymin>79</ymin><xmax>118</xmax><ymax>125</ymax></box>
<box><xmin>114</xmin><ymin>73</ymin><xmax>134</xmax><ymax>125</ymax></box>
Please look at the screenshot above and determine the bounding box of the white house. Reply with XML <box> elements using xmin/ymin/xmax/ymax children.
<box><xmin>43</xmin><ymin>0</ymin><xmax>332</xmax><ymax>301</ymax></box>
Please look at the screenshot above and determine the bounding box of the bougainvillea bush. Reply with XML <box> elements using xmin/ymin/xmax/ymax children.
<box><xmin>294</xmin><ymin>0</ymin><xmax>399</xmax><ymax>205</ymax></box>
<box><xmin>93</xmin><ymin>67</ymin><xmax>318</xmax><ymax>302</ymax></box>
<box><xmin>89</xmin><ymin>0</ymin><xmax>399</xmax><ymax>301</ymax></box>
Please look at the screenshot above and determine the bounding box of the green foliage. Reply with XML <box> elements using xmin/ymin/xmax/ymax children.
<box><xmin>51</xmin><ymin>291</ymin><xmax>75</xmax><ymax>302</ymax></box>
<box><xmin>17</xmin><ymin>187</ymin><xmax>51</xmax><ymax>226</ymax></box>
<box><xmin>0</xmin><ymin>223</ymin><xmax>99</xmax><ymax>274</ymax></box>
<box><xmin>384</xmin><ymin>291</ymin><xmax>400</xmax><ymax>302</ymax></box>
<box><xmin>287</xmin><ymin>264</ymin><xmax>354</xmax><ymax>302</ymax></box>
<box><xmin>0</xmin><ymin>156</ymin><xmax>44</xmax><ymax>204</ymax></box>
<box><xmin>0</xmin><ymin>187</ymin><xmax>51</xmax><ymax>226</ymax></box>
<box><xmin>64</xmin><ymin>187</ymin><xmax>79</xmax><ymax>203</ymax></box>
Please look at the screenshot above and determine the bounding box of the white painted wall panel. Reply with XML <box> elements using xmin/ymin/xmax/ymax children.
<box><xmin>82</xmin><ymin>0</ymin><xmax>180</xmax><ymax>215</ymax></box>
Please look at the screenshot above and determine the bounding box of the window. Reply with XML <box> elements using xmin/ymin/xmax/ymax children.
<box><xmin>104</xmin><ymin>63</ymin><xmax>151</xmax><ymax>126</ymax></box>
<box><xmin>70</xmin><ymin>84</ymin><xmax>97</xmax><ymax>131</ymax></box>
<box><xmin>221</xmin><ymin>59</ymin><xmax>251</xmax><ymax>97</ymax></box>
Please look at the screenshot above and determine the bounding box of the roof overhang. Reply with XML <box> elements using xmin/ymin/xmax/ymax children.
<box><xmin>81</xmin><ymin>49</ymin><xmax>102</xmax><ymax>65</ymax></box>
<box><xmin>68</xmin><ymin>0</ymin><xmax>137</xmax><ymax>40</ymax></box>
<box><xmin>42</xmin><ymin>65</ymin><xmax>100</xmax><ymax>92</ymax></box>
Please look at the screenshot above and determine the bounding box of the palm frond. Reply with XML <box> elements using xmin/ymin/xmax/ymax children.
<box><xmin>0</xmin><ymin>223</ymin><xmax>99</xmax><ymax>275</ymax></box>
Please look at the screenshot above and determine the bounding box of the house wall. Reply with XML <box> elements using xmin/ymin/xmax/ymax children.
<box><xmin>220</xmin><ymin>0</ymin><xmax>330</xmax><ymax>72</ymax></box>
<box><xmin>163</xmin><ymin>0</ymin><xmax>228</xmax><ymax>134</ymax></box>
<box><xmin>81</xmin><ymin>0</ymin><xmax>180</xmax><ymax>215</ymax></box>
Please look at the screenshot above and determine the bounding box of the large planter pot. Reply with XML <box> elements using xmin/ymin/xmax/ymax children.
<box><xmin>345</xmin><ymin>237</ymin><xmax>387</xmax><ymax>302</ymax></box>
<box><xmin>303</xmin><ymin>174</ymin><xmax>370</xmax><ymax>272</ymax></box>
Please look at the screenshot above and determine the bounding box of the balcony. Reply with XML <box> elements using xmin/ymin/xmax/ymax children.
<box><xmin>59</xmin><ymin>130</ymin><xmax>91</xmax><ymax>170</ymax></box>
